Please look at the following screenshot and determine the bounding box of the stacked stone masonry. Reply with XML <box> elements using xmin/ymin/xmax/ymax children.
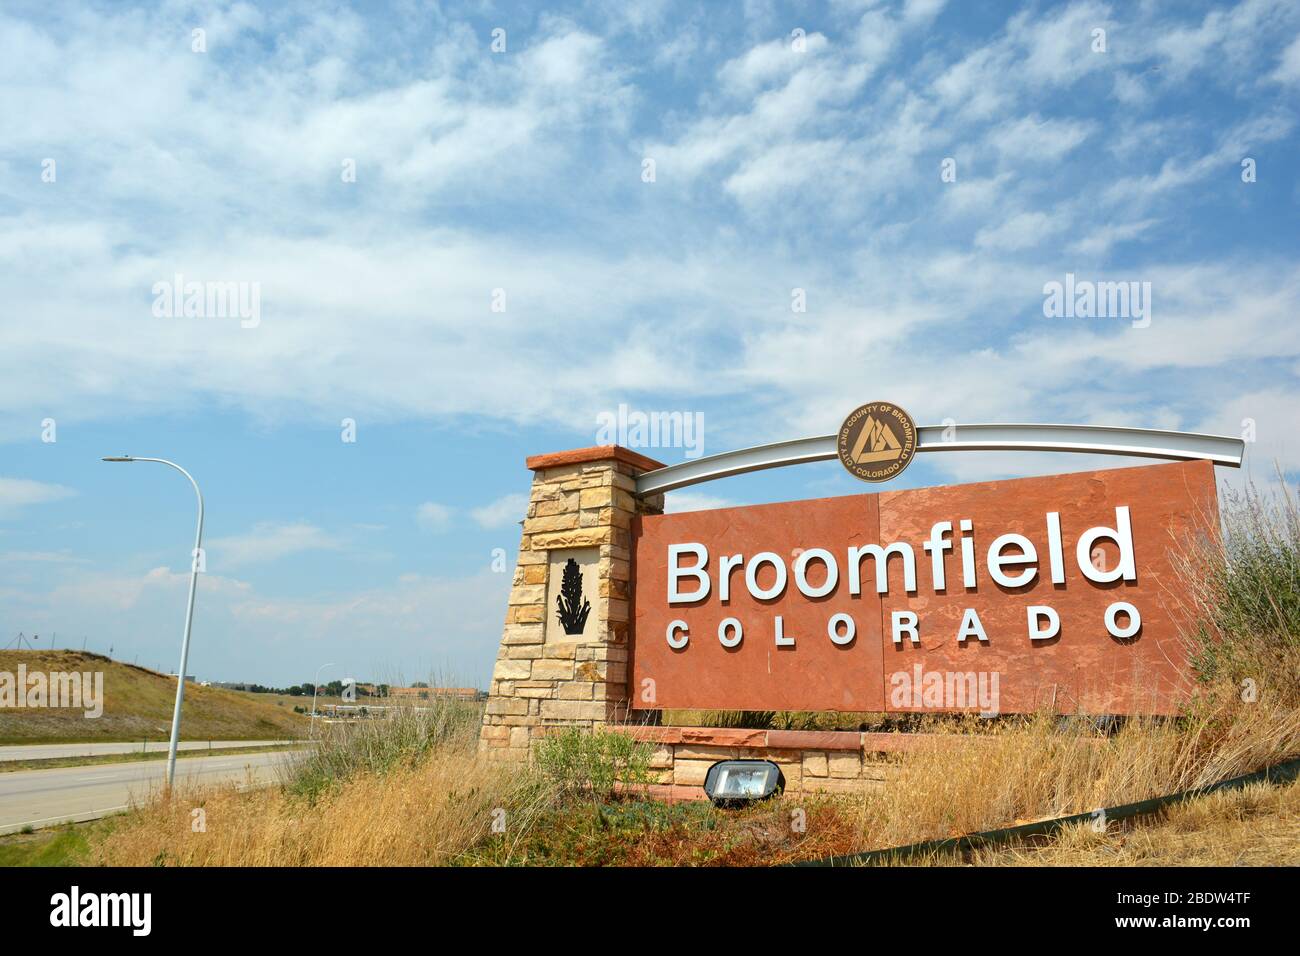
<box><xmin>479</xmin><ymin>446</ymin><xmax>664</xmax><ymax>761</ymax></box>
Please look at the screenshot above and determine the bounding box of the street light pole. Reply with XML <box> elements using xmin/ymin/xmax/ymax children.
<box><xmin>102</xmin><ymin>455</ymin><xmax>204</xmax><ymax>788</ymax></box>
<box><xmin>311</xmin><ymin>662</ymin><xmax>336</xmax><ymax>737</ymax></box>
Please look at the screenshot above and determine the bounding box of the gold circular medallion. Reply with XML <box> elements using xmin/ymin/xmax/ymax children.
<box><xmin>837</xmin><ymin>401</ymin><xmax>917</xmax><ymax>482</ymax></box>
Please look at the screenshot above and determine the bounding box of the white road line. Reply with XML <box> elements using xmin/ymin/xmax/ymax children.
<box><xmin>0</xmin><ymin>740</ymin><xmax>300</xmax><ymax>762</ymax></box>
<box><xmin>14</xmin><ymin>805</ymin><xmax>130</xmax><ymax>829</ymax></box>
<box><xmin>0</xmin><ymin>750</ymin><xmax>307</xmax><ymax>835</ymax></box>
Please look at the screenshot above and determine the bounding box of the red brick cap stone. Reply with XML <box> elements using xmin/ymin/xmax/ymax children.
<box><xmin>526</xmin><ymin>445</ymin><xmax>666</xmax><ymax>473</ymax></box>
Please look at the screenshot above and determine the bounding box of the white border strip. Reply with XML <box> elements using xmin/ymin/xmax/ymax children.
<box><xmin>635</xmin><ymin>423</ymin><xmax>1245</xmax><ymax>496</ymax></box>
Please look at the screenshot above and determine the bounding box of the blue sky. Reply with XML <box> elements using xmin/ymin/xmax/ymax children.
<box><xmin>1</xmin><ymin>0</ymin><xmax>1297</xmax><ymax>688</ymax></box>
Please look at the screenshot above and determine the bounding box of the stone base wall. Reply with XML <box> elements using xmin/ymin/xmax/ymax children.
<box><xmin>479</xmin><ymin>445</ymin><xmax>664</xmax><ymax>761</ymax></box>
<box><xmin>623</xmin><ymin>727</ymin><xmax>931</xmax><ymax>800</ymax></box>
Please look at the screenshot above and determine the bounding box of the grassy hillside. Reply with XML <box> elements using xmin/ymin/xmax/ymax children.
<box><xmin>0</xmin><ymin>650</ymin><xmax>306</xmax><ymax>744</ymax></box>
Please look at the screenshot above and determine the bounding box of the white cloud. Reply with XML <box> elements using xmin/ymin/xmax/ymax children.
<box><xmin>470</xmin><ymin>493</ymin><xmax>529</xmax><ymax>529</ymax></box>
<box><xmin>991</xmin><ymin>115</ymin><xmax>1097</xmax><ymax>162</ymax></box>
<box><xmin>42</xmin><ymin>565</ymin><xmax>250</xmax><ymax>615</ymax></box>
<box><xmin>1067</xmin><ymin>218</ymin><xmax>1159</xmax><ymax>257</ymax></box>
<box><xmin>416</xmin><ymin>502</ymin><xmax>454</xmax><ymax>533</ymax></box>
<box><xmin>0</xmin><ymin>478</ymin><xmax>76</xmax><ymax>515</ymax></box>
<box><xmin>1102</xmin><ymin>114</ymin><xmax>1294</xmax><ymax>208</ymax></box>
<box><xmin>941</xmin><ymin>173</ymin><xmax>1012</xmax><ymax>215</ymax></box>
<box><xmin>903</xmin><ymin>0</ymin><xmax>948</xmax><ymax>25</ymax></box>
<box><xmin>1148</xmin><ymin>0</ymin><xmax>1293</xmax><ymax>81</ymax></box>
<box><xmin>1002</xmin><ymin>0</ymin><xmax>1114</xmax><ymax>88</ymax></box>
<box><xmin>0</xmin><ymin>550</ymin><xmax>88</xmax><ymax>564</ymax></box>
<box><xmin>1195</xmin><ymin>386</ymin><xmax>1300</xmax><ymax>474</ymax></box>
<box><xmin>975</xmin><ymin>210</ymin><xmax>1064</xmax><ymax>251</ymax></box>
<box><xmin>0</xmin><ymin>1</ymin><xmax>1292</xmax><ymax>453</ymax></box>
<box><xmin>717</xmin><ymin>33</ymin><xmax>829</xmax><ymax>96</ymax></box>
<box><xmin>1272</xmin><ymin>34</ymin><xmax>1300</xmax><ymax>85</ymax></box>
<box><xmin>933</xmin><ymin>46</ymin><xmax>1013</xmax><ymax>120</ymax></box>
<box><xmin>208</xmin><ymin>522</ymin><xmax>341</xmax><ymax>566</ymax></box>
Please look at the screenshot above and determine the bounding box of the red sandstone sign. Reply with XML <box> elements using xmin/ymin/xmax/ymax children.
<box><xmin>631</xmin><ymin>459</ymin><xmax>1218</xmax><ymax>716</ymax></box>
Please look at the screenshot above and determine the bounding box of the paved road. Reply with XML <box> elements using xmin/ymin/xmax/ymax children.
<box><xmin>0</xmin><ymin>750</ymin><xmax>306</xmax><ymax>835</ymax></box>
<box><xmin>0</xmin><ymin>740</ymin><xmax>298</xmax><ymax>762</ymax></box>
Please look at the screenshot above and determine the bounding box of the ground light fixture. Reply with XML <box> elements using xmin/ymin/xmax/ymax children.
<box><xmin>703</xmin><ymin>759</ymin><xmax>784</xmax><ymax>807</ymax></box>
<box><xmin>101</xmin><ymin>454</ymin><xmax>204</xmax><ymax>789</ymax></box>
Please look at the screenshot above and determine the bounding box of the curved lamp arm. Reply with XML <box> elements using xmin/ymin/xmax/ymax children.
<box><xmin>100</xmin><ymin>455</ymin><xmax>205</xmax><ymax>788</ymax></box>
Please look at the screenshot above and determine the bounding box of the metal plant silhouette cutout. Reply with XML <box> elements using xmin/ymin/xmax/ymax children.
<box><xmin>556</xmin><ymin>558</ymin><xmax>591</xmax><ymax>635</ymax></box>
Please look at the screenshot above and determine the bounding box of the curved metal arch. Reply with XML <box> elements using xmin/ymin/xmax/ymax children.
<box><xmin>634</xmin><ymin>423</ymin><xmax>1245</xmax><ymax>496</ymax></box>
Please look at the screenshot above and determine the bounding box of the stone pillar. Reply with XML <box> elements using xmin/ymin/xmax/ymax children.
<box><xmin>479</xmin><ymin>445</ymin><xmax>665</xmax><ymax>761</ymax></box>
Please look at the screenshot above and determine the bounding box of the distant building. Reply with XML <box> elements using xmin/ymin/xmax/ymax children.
<box><xmin>383</xmin><ymin>686</ymin><xmax>480</xmax><ymax>702</ymax></box>
<box><xmin>205</xmin><ymin>681</ymin><xmax>482</xmax><ymax>701</ymax></box>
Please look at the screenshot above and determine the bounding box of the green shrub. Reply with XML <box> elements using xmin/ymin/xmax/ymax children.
<box><xmin>287</xmin><ymin>699</ymin><xmax>482</xmax><ymax>802</ymax></box>
<box><xmin>533</xmin><ymin>727</ymin><xmax>654</xmax><ymax>802</ymax></box>
<box><xmin>1181</xmin><ymin>480</ymin><xmax>1300</xmax><ymax>691</ymax></box>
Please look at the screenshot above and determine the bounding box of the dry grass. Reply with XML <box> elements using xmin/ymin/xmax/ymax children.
<box><xmin>910</xmin><ymin>777</ymin><xmax>1300</xmax><ymax>867</ymax></box>
<box><xmin>90</xmin><ymin>694</ymin><xmax>556</xmax><ymax>867</ymax></box>
<box><xmin>86</xmin><ymin>689</ymin><xmax>1300</xmax><ymax>866</ymax></box>
<box><xmin>85</xmin><ymin>482</ymin><xmax>1300</xmax><ymax>867</ymax></box>
<box><xmin>91</xmin><ymin>742</ymin><xmax>543</xmax><ymax>866</ymax></box>
<box><xmin>89</xmin><ymin>656</ymin><xmax>1298</xmax><ymax>867</ymax></box>
<box><xmin>843</xmin><ymin>686</ymin><xmax>1300</xmax><ymax>853</ymax></box>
